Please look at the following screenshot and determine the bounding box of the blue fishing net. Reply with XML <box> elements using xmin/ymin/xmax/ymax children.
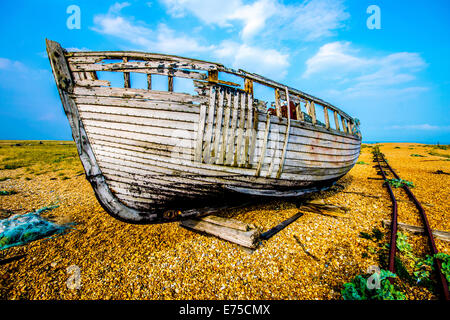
<box><xmin>0</xmin><ymin>205</ymin><xmax>74</xmax><ymax>250</ymax></box>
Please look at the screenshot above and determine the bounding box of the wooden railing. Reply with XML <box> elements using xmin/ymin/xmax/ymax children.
<box><xmin>65</xmin><ymin>50</ymin><xmax>360</xmax><ymax>138</ymax></box>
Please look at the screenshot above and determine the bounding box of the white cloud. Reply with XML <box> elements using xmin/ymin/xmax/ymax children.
<box><xmin>303</xmin><ymin>41</ymin><xmax>428</xmax><ymax>98</ymax></box>
<box><xmin>303</xmin><ymin>42</ymin><xmax>370</xmax><ymax>78</ymax></box>
<box><xmin>108</xmin><ymin>2</ymin><xmax>131</xmax><ymax>14</ymax></box>
<box><xmin>92</xmin><ymin>3</ymin><xmax>290</xmax><ymax>79</ymax></box>
<box><xmin>215</xmin><ymin>41</ymin><xmax>289</xmax><ymax>79</ymax></box>
<box><xmin>160</xmin><ymin>0</ymin><xmax>349</xmax><ymax>41</ymax></box>
<box><xmin>92</xmin><ymin>5</ymin><xmax>213</xmax><ymax>54</ymax></box>
<box><xmin>0</xmin><ymin>58</ymin><xmax>27</xmax><ymax>71</ymax></box>
<box><xmin>284</xmin><ymin>0</ymin><xmax>350</xmax><ymax>41</ymax></box>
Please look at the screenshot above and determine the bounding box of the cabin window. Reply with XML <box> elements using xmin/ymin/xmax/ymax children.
<box><xmin>96</xmin><ymin>71</ymin><xmax>123</xmax><ymax>88</ymax></box>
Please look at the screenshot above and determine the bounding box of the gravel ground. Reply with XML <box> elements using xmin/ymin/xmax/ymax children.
<box><xmin>0</xmin><ymin>141</ymin><xmax>448</xmax><ymax>300</ymax></box>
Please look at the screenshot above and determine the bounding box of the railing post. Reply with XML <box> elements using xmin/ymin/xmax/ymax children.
<box><xmin>168</xmin><ymin>74</ymin><xmax>174</xmax><ymax>92</ymax></box>
<box><xmin>334</xmin><ymin>111</ymin><xmax>340</xmax><ymax>131</ymax></box>
<box><xmin>341</xmin><ymin>117</ymin><xmax>347</xmax><ymax>133</ymax></box>
<box><xmin>147</xmin><ymin>74</ymin><xmax>152</xmax><ymax>90</ymax></box>
<box><xmin>208</xmin><ymin>70</ymin><xmax>218</xmax><ymax>82</ymax></box>
<box><xmin>310</xmin><ymin>101</ymin><xmax>317</xmax><ymax>125</ymax></box>
<box><xmin>244</xmin><ymin>78</ymin><xmax>253</xmax><ymax>94</ymax></box>
<box><xmin>275</xmin><ymin>89</ymin><xmax>281</xmax><ymax>117</ymax></box>
<box><xmin>123</xmin><ymin>57</ymin><xmax>130</xmax><ymax>88</ymax></box>
<box><xmin>324</xmin><ymin>107</ymin><xmax>330</xmax><ymax>129</ymax></box>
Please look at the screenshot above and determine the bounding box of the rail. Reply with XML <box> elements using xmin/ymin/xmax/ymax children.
<box><xmin>373</xmin><ymin>148</ymin><xmax>449</xmax><ymax>300</ymax></box>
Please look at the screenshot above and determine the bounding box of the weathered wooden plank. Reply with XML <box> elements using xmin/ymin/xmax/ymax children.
<box><xmin>226</xmin><ymin>91</ymin><xmax>240</xmax><ymax>165</ymax></box>
<box><xmin>334</xmin><ymin>111</ymin><xmax>340</xmax><ymax>131</ymax></box>
<box><xmin>211</xmin><ymin>87</ymin><xmax>225</xmax><ymax>162</ymax></box>
<box><xmin>324</xmin><ymin>107</ymin><xmax>330</xmax><ymax>129</ymax></box>
<box><xmin>202</xmin><ymin>87</ymin><xmax>216</xmax><ymax>163</ymax></box>
<box><xmin>77</xmin><ymin>104</ymin><xmax>198</xmax><ymax>122</ymax></box>
<box><xmin>147</xmin><ymin>74</ymin><xmax>152</xmax><ymax>90</ymax></box>
<box><xmin>248</xmin><ymin>107</ymin><xmax>258</xmax><ymax>167</ymax></box>
<box><xmin>123</xmin><ymin>57</ymin><xmax>130</xmax><ymax>88</ymax></box>
<box><xmin>200</xmin><ymin>215</ymin><xmax>253</xmax><ymax>232</ymax></box>
<box><xmin>75</xmin><ymin>79</ymin><xmax>110</xmax><ymax>87</ymax></box>
<box><xmin>255</xmin><ymin>113</ymin><xmax>271</xmax><ymax>177</ymax></box>
<box><xmin>218</xmin><ymin>89</ymin><xmax>232</xmax><ymax>165</ymax></box>
<box><xmin>276</xmin><ymin>87</ymin><xmax>291</xmax><ymax>179</ymax></box>
<box><xmin>79</xmin><ymin>110</ymin><xmax>196</xmax><ymax>131</ymax></box>
<box><xmin>382</xmin><ymin>220</ymin><xmax>450</xmax><ymax>242</ymax></box>
<box><xmin>236</xmin><ymin>92</ymin><xmax>247</xmax><ymax>166</ymax></box>
<box><xmin>73</xmin><ymin>95</ymin><xmax>201</xmax><ymax>113</ymax></box>
<box><xmin>341</xmin><ymin>117</ymin><xmax>347</xmax><ymax>133</ymax></box>
<box><xmin>180</xmin><ymin>219</ymin><xmax>260</xmax><ymax>249</ymax></box>
<box><xmin>275</xmin><ymin>89</ymin><xmax>281</xmax><ymax>117</ymax></box>
<box><xmin>195</xmin><ymin>102</ymin><xmax>207</xmax><ymax>162</ymax></box>
<box><xmin>244</xmin><ymin>78</ymin><xmax>253</xmax><ymax>94</ymax></box>
<box><xmin>168</xmin><ymin>74</ymin><xmax>174</xmax><ymax>92</ymax></box>
<box><xmin>67</xmin><ymin>51</ymin><xmax>220</xmax><ymax>71</ymax></box>
<box><xmin>244</xmin><ymin>93</ymin><xmax>253</xmax><ymax>166</ymax></box>
<box><xmin>69</xmin><ymin>61</ymin><xmax>209</xmax><ymax>80</ymax></box>
<box><xmin>89</xmin><ymin>134</ymin><xmax>194</xmax><ymax>158</ymax></box>
<box><xmin>83</xmin><ymin>119</ymin><xmax>194</xmax><ymax>138</ymax></box>
<box><xmin>73</xmin><ymin>86</ymin><xmax>206</xmax><ymax>104</ymax></box>
<box><xmin>310</xmin><ymin>101</ymin><xmax>317</xmax><ymax>125</ymax></box>
<box><xmin>298</xmin><ymin>100</ymin><xmax>304</xmax><ymax>121</ymax></box>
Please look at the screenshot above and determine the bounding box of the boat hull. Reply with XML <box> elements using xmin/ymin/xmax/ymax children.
<box><xmin>46</xmin><ymin>39</ymin><xmax>361</xmax><ymax>224</ymax></box>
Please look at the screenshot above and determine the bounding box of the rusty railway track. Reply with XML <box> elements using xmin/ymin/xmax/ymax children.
<box><xmin>373</xmin><ymin>149</ymin><xmax>449</xmax><ymax>300</ymax></box>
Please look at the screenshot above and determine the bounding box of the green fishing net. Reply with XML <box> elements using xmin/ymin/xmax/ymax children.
<box><xmin>0</xmin><ymin>205</ymin><xmax>74</xmax><ymax>250</ymax></box>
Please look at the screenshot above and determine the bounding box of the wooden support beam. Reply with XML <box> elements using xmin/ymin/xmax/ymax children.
<box><xmin>208</xmin><ymin>70</ymin><xmax>218</xmax><ymax>82</ymax></box>
<box><xmin>334</xmin><ymin>111</ymin><xmax>340</xmax><ymax>131</ymax></box>
<box><xmin>276</xmin><ymin>87</ymin><xmax>291</xmax><ymax>179</ymax></box>
<box><xmin>200</xmin><ymin>215</ymin><xmax>254</xmax><ymax>232</ymax></box>
<box><xmin>180</xmin><ymin>217</ymin><xmax>260</xmax><ymax>249</ymax></box>
<box><xmin>244</xmin><ymin>78</ymin><xmax>253</xmax><ymax>94</ymax></box>
<box><xmin>275</xmin><ymin>89</ymin><xmax>281</xmax><ymax>117</ymax></box>
<box><xmin>123</xmin><ymin>57</ymin><xmax>130</xmax><ymax>88</ymax></box>
<box><xmin>341</xmin><ymin>117</ymin><xmax>347</xmax><ymax>133</ymax></box>
<box><xmin>168</xmin><ymin>74</ymin><xmax>174</xmax><ymax>92</ymax></box>
<box><xmin>147</xmin><ymin>74</ymin><xmax>152</xmax><ymax>90</ymax></box>
<box><xmin>310</xmin><ymin>101</ymin><xmax>317</xmax><ymax>125</ymax></box>
<box><xmin>324</xmin><ymin>106</ymin><xmax>330</xmax><ymax>129</ymax></box>
<box><xmin>255</xmin><ymin>113</ymin><xmax>271</xmax><ymax>177</ymax></box>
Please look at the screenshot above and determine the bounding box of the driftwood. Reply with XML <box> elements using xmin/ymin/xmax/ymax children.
<box><xmin>382</xmin><ymin>220</ymin><xmax>450</xmax><ymax>242</ymax></box>
<box><xmin>180</xmin><ymin>215</ymin><xmax>260</xmax><ymax>249</ymax></box>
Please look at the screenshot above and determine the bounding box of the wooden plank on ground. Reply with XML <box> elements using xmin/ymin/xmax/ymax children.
<box><xmin>180</xmin><ymin>219</ymin><xmax>260</xmax><ymax>249</ymax></box>
<box><xmin>382</xmin><ymin>220</ymin><xmax>450</xmax><ymax>242</ymax></box>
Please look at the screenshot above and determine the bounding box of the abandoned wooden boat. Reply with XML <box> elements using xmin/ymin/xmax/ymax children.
<box><xmin>46</xmin><ymin>39</ymin><xmax>362</xmax><ymax>224</ymax></box>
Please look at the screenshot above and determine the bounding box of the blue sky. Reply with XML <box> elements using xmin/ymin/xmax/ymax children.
<box><xmin>0</xmin><ymin>0</ymin><xmax>449</xmax><ymax>143</ymax></box>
